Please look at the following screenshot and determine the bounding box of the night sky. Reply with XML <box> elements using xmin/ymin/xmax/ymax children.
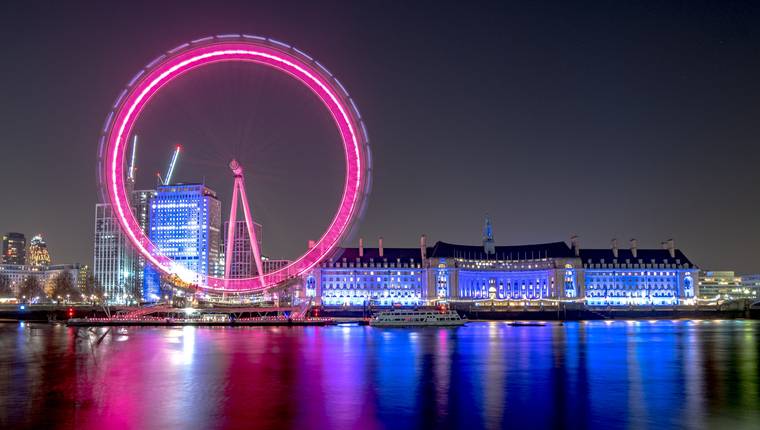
<box><xmin>1</xmin><ymin>1</ymin><xmax>760</xmax><ymax>271</ymax></box>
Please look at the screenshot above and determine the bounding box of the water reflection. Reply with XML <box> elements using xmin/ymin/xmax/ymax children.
<box><xmin>0</xmin><ymin>321</ymin><xmax>759</xmax><ymax>429</ymax></box>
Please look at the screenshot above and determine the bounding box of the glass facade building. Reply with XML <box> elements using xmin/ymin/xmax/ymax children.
<box><xmin>131</xmin><ymin>189</ymin><xmax>156</xmax><ymax>298</ymax></box>
<box><xmin>144</xmin><ymin>184</ymin><xmax>221</xmax><ymax>300</ymax></box>
<box><xmin>222</xmin><ymin>219</ymin><xmax>263</xmax><ymax>278</ymax></box>
<box><xmin>2</xmin><ymin>232</ymin><xmax>26</xmax><ymax>265</ymax></box>
<box><xmin>93</xmin><ymin>203</ymin><xmax>136</xmax><ymax>303</ymax></box>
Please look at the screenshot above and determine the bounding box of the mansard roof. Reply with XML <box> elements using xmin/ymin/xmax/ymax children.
<box><xmin>427</xmin><ymin>241</ymin><xmax>574</xmax><ymax>260</ymax></box>
<box><xmin>332</xmin><ymin>247</ymin><xmax>424</xmax><ymax>264</ymax></box>
<box><xmin>578</xmin><ymin>248</ymin><xmax>696</xmax><ymax>268</ymax></box>
<box><xmin>330</xmin><ymin>241</ymin><xmax>696</xmax><ymax>268</ymax></box>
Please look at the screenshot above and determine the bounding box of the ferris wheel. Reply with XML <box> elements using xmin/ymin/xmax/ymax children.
<box><xmin>97</xmin><ymin>35</ymin><xmax>372</xmax><ymax>293</ymax></box>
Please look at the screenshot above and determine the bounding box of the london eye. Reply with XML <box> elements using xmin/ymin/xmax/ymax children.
<box><xmin>97</xmin><ymin>35</ymin><xmax>372</xmax><ymax>293</ymax></box>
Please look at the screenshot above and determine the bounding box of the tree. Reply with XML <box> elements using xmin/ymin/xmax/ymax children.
<box><xmin>18</xmin><ymin>276</ymin><xmax>45</xmax><ymax>302</ymax></box>
<box><xmin>50</xmin><ymin>271</ymin><xmax>79</xmax><ymax>303</ymax></box>
<box><xmin>82</xmin><ymin>273</ymin><xmax>103</xmax><ymax>303</ymax></box>
<box><xmin>0</xmin><ymin>274</ymin><xmax>12</xmax><ymax>297</ymax></box>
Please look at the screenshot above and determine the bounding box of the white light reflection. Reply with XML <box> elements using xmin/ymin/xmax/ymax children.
<box><xmin>169</xmin><ymin>326</ymin><xmax>196</xmax><ymax>365</ymax></box>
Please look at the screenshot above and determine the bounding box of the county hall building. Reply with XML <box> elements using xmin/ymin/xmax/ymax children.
<box><xmin>308</xmin><ymin>220</ymin><xmax>699</xmax><ymax>307</ymax></box>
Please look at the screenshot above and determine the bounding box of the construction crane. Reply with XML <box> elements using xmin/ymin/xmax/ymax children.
<box><xmin>128</xmin><ymin>135</ymin><xmax>138</xmax><ymax>181</ymax></box>
<box><xmin>156</xmin><ymin>145</ymin><xmax>182</xmax><ymax>186</ymax></box>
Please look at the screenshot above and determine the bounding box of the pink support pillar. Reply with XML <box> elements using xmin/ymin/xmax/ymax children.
<box><xmin>223</xmin><ymin>179</ymin><xmax>240</xmax><ymax>282</ymax></box>
<box><xmin>224</xmin><ymin>160</ymin><xmax>265</xmax><ymax>288</ymax></box>
<box><xmin>237</xmin><ymin>181</ymin><xmax>265</xmax><ymax>286</ymax></box>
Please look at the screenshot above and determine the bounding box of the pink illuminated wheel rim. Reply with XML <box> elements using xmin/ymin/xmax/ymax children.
<box><xmin>97</xmin><ymin>35</ymin><xmax>371</xmax><ymax>292</ymax></box>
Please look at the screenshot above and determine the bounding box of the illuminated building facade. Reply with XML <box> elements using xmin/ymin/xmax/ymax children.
<box><xmin>93</xmin><ymin>189</ymin><xmax>156</xmax><ymax>303</ymax></box>
<box><xmin>77</xmin><ymin>264</ymin><xmax>90</xmax><ymax>292</ymax></box>
<box><xmin>312</xmin><ymin>236</ymin><xmax>699</xmax><ymax>307</ymax></box>
<box><xmin>579</xmin><ymin>240</ymin><xmax>697</xmax><ymax>306</ymax></box>
<box><xmin>262</xmin><ymin>257</ymin><xmax>290</xmax><ymax>275</ymax></box>
<box><xmin>698</xmin><ymin>271</ymin><xmax>745</xmax><ymax>300</ymax></box>
<box><xmin>430</xmin><ymin>241</ymin><xmax>580</xmax><ymax>301</ymax></box>
<box><xmin>131</xmin><ymin>189</ymin><xmax>156</xmax><ymax>298</ymax></box>
<box><xmin>28</xmin><ymin>234</ymin><xmax>51</xmax><ymax>267</ymax></box>
<box><xmin>94</xmin><ymin>203</ymin><xmax>135</xmax><ymax>302</ymax></box>
<box><xmin>317</xmin><ymin>245</ymin><xmax>426</xmax><ymax>306</ymax></box>
<box><xmin>2</xmin><ymin>232</ymin><xmax>26</xmax><ymax>265</ymax></box>
<box><xmin>144</xmin><ymin>184</ymin><xmax>221</xmax><ymax>299</ymax></box>
<box><xmin>0</xmin><ymin>263</ymin><xmax>83</xmax><ymax>300</ymax></box>
<box><xmin>222</xmin><ymin>220</ymin><xmax>262</xmax><ymax>278</ymax></box>
<box><xmin>738</xmin><ymin>274</ymin><xmax>760</xmax><ymax>300</ymax></box>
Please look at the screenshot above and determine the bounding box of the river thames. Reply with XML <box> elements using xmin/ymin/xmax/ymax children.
<box><xmin>1</xmin><ymin>320</ymin><xmax>758</xmax><ymax>429</ymax></box>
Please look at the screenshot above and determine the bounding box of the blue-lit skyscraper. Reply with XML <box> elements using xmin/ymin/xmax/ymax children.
<box><xmin>143</xmin><ymin>184</ymin><xmax>221</xmax><ymax>300</ymax></box>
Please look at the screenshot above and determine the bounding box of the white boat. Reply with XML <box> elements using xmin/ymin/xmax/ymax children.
<box><xmin>369</xmin><ymin>309</ymin><xmax>466</xmax><ymax>327</ymax></box>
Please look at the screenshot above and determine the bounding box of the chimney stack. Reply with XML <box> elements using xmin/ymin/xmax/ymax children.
<box><xmin>379</xmin><ymin>237</ymin><xmax>384</xmax><ymax>258</ymax></box>
<box><xmin>359</xmin><ymin>238</ymin><xmax>364</xmax><ymax>257</ymax></box>
<box><xmin>420</xmin><ymin>234</ymin><xmax>427</xmax><ymax>261</ymax></box>
<box><xmin>570</xmin><ymin>235</ymin><xmax>580</xmax><ymax>257</ymax></box>
<box><xmin>611</xmin><ymin>238</ymin><xmax>618</xmax><ymax>258</ymax></box>
<box><xmin>667</xmin><ymin>238</ymin><xmax>675</xmax><ymax>258</ymax></box>
<box><xmin>630</xmin><ymin>238</ymin><xmax>638</xmax><ymax>258</ymax></box>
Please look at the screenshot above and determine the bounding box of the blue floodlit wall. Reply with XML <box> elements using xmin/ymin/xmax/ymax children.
<box><xmin>564</xmin><ymin>265</ymin><xmax>577</xmax><ymax>298</ymax></box>
<box><xmin>584</xmin><ymin>269</ymin><xmax>694</xmax><ymax>306</ymax></box>
<box><xmin>305</xmin><ymin>275</ymin><xmax>317</xmax><ymax>298</ymax></box>
<box><xmin>458</xmin><ymin>269</ymin><xmax>555</xmax><ymax>299</ymax></box>
<box><xmin>434</xmin><ymin>262</ymin><xmax>450</xmax><ymax>299</ymax></box>
<box><xmin>142</xmin><ymin>265</ymin><xmax>161</xmax><ymax>302</ymax></box>
<box><xmin>312</xmin><ymin>243</ymin><xmax>700</xmax><ymax>307</ymax></box>
<box><xmin>319</xmin><ymin>267</ymin><xmax>425</xmax><ymax>306</ymax></box>
<box><xmin>143</xmin><ymin>184</ymin><xmax>219</xmax><ymax>301</ymax></box>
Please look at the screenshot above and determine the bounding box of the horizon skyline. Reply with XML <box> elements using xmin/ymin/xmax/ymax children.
<box><xmin>2</xmin><ymin>2</ymin><xmax>760</xmax><ymax>273</ymax></box>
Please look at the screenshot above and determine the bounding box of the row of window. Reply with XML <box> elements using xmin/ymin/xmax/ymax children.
<box><xmin>323</xmin><ymin>284</ymin><xmax>421</xmax><ymax>290</ymax></box>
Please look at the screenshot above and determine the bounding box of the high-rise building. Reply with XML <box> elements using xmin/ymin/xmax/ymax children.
<box><xmin>28</xmin><ymin>234</ymin><xmax>51</xmax><ymax>267</ymax></box>
<box><xmin>93</xmin><ymin>203</ymin><xmax>136</xmax><ymax>303</ymax></box>
<box><xmin>131</xmin><ymin>189</ymin><xmax>156</xmax><ymax>298</ymax></box>
<box><xmin>132</xmin><ymin>190</ymin><xmax>155</xmax><ymax>231</ymax></box>
<box><xmin>222</xmin><ymin>220</ymin><xmax>263</xmax><ymax>278</ymax></box>
<box><xmin>144</xmin><ymin>184</ymin><xmax>221</xmax><ymax>299</ymax></box>
<box><xmin>2</xmin><ymin>232</ymin><xmax>26</xmax><ymax>265</ymax></box>
<box><xmin>92</xmin><ymin>135</ymin><xmax>161</xmax><ymax>303</ymax></box>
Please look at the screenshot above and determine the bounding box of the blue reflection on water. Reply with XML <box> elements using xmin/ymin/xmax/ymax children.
<box><xmin>0</xmin><ymin>320</ymin><xmax>758</xmax><ymax>429</ymax></box>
